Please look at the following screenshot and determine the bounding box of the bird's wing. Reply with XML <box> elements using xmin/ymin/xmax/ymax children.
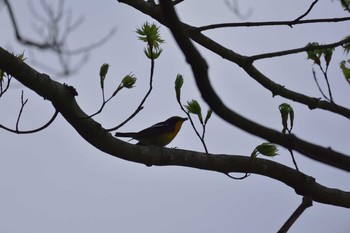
<box><xmin>114</xmin><ymin>132</ymin><xmax>138</xmax><ymax>137</ymax></box>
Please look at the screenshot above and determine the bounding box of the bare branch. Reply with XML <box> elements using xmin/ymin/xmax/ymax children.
<box><xmin>312</xmin><ymin>68</ymin><xmax>330</xmax><ymax>101</ymax></box>
<box><xmin>288</xmin><ymin>149</ymin><xmax>299</xmax><ymax>171</ymax></box>
<box><xmin>179</xmin><ymin>106</ymin><xmax>209</xmax><ymax>153</ymax></box>
<box><xmin>15</xmin><ymin>90</ymin><xmax>29</xmax><ymax>131</ymax></box>
<box><xmin>225</xmin><ymin>172</ymin><xmax>250</xmax><ymax>180</ymax></box>
<box><xmin>4</xmin><ymin>0</ymin><xmax>115</xmax><ymax>76</ymax></box>
<box><xmin>293</xmin><ymin>0</ymin><xmax>319</xmax><ymax>21</ymax></box>
<box><xmin>0</xmin><ymin>107</ymin><xmax>59</xmax><ymax>134</ymax></box>
<box><xmin>198</xmin><ymin>16</ymin><xmax>350</xmax><ymax>31</ymax></box>
<box><xmin>278</xmin><ymin>196</ymin><xmax>313</xmax><ymax>233</ymax></box>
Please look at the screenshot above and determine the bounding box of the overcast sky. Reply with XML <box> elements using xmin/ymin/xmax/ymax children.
<box><xmin>1</xmin><ymin>1</ymin><xmax>350</xmax><ymax>233</ymax></box>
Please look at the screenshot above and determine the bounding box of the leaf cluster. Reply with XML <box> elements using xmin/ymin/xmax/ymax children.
<box><xmin>136</xmin><ymin>22</ymin><xmax>164</xmax><ymax>59</ymax></box>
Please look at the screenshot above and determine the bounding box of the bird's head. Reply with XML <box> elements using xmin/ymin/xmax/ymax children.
<box><xmin>165</xmin><ymin>116</ymin><xmax>188</xmax><ymax>124</ymax></box>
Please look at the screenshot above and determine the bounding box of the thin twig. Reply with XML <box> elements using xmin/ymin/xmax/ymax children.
<box><xmin>225</xmin><ymin>172</ymin><xmax>250</xmax><ymax>180</ymax></box>
<box><xmin>86</xmin><ymin>84</ymin><xmax>122</xmax><ymax>119</ymax></box>
<box><xmin>293</xmin><ymin>0</ymin><xmax>319</xmax><ymax>22</ymax></box>
<box><xmin>15</xmin><ymin>90</ymin><xmax>28</xmax><ymax>131</ymax></box>
<box><xmin>0</xmin><ymin>109</ymin><xmax>59</xmax><ymax>134</ymax></box>
<box><xmin>278</xmin><ymin>196</ymin><xmax>313</xmax><ymax>233</ymax></box>
<box><xmin>288</xmin><ymin>149</ymin><xmax>299</xmax><ymax>171</ymax></box>
<box><xmin>108</xmin><ymin>45</ymin><xmax>156</xmax><ymax>132</ymax></box>
<box><xmin>201</xmin><ymin>123</ymin><xmax>207</xmax><ymax>150</ymax></box>
<box><xmin>176</xmin><ymin>98</ymin><xmax>209</xmax><ymax>153</ymax></box>
<box><xmin>248</xmin><ymin>37</ymin><xmax>350</xmax><ymax>61</ymax></box>
<box><xmin>319</xmin><ymin>65</ymin><xmax>334</xmax><ymax>103</ymax></box>
<box><xmin>198</xmin><ymin>16</ymin><xmax>350</xmax><ymax>31</ymax></box>
<box><xmin>312</xmin><ymin>68</ymin><xmax>330</xmax><ymax>101</ymax></box>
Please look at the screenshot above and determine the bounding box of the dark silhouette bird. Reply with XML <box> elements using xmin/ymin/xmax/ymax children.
<box><xmin>114</xmin><ymin>116</ymin><xmax>188</xmax><ymax>147</ymax></box>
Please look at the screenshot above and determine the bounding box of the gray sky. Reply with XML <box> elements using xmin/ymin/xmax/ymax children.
<box><xmin>1</xmin><ymin>1</ymin><xmax>350</xmax><ymax>232</ymax></box>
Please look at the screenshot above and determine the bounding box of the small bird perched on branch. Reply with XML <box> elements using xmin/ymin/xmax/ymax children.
<box><xmin>114</xmin><ymin>116</ymin><xmax>188</xmax><ymax>147</ymax></box>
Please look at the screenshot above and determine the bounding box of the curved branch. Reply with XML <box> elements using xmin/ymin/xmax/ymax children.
<box><xmin>156</xmin><ymin>0</ymin><xmax>350</xmax><ymax>171</ymax></box>
<box><xmin>188</xmin><ymin>28</ymin><xmax>350</xmax><ymax>119</ymax></box>
<box><xmin>0</xmin><ymin>108</ymin><xmax>59</xmax><ymax>134</ymax></box>
<box><xmin>118</xmin><ymin>0</ymin><xmax>350</xmax><ymax>119</ymax></box>
<box><xmin>294</xmin><ymin>0</ymin><xmax>319</xmax><ymax>21</ymax></box>
<box><xmin>0</xmin><ymin>46</ymin><xmax>349</xmax><ymax>208</ymax></box>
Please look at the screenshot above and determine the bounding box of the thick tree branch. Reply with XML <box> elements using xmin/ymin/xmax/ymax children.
<box><xmin>156</xmin><ymin>0</ymin><xmax>350</xmax><ymax>172</ymax></box>
<box><xmin>0</xmin><ymin>46</ymin><xmax>349</xmax><ymax>208</ymax></box>
<box><xmin>117</xmin><ymin>0</ymin><xmax>350</xmax><ymax>120</ymax></box>
<box><xmin>187</xmin><ymin>30</ymin><xmax>350</xmax><ymax>119</ymax></box>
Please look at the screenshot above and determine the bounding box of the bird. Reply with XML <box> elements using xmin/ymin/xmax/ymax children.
<box><xmin>114</xmin><ymin>116</ymin><xmax>188</xmax><ymax>147</ymax></box>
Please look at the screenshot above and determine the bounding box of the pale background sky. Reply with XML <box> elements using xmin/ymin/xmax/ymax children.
<box><xmin>1</xmin><ymin>1</ymin><xmax>350</xmax><ymax>233</ymax></box>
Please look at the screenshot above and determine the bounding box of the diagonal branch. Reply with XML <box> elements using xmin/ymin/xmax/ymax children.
<box><xmin>293</xmin><ymin>0</ymin><xmax>319</xmax><ymax>21</ymax></box>
<box><xmin>157</xmin><ymin>0</ymin><xmax>350</xmax><ymax>171</ymax></box>
<box><xmin>278</xmin><ymin>196</ymin><xmax>313</xmax><ymax>233</ymax></box>
<box><xmin>118</xmin><ymin>0</ymin><xmax>350</xmax><ymax>119</ymax></box>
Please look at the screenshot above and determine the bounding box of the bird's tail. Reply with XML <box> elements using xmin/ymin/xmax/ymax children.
<box><xmin>114</xmin><ymin>132</ymin><xmax>137</xmax><ymax>138</ymax></box>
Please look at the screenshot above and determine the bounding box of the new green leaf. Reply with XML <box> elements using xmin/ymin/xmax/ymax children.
<box><xmin>279</xmin><ymin>103</ymin><xmax>294</xmax><ymax>134</ymax></box>
<box><xmin>185</xmin><ymin>99</ymin><xmax>203</xmax><ymax>124</ymax></box>
<box><xmin>340</xmin><ymin>60</ymin><xmax>350</xmax><ymax>85</ymax></box>
<box><xmin>99</xmin><ymin>63</ymin><xmax>109</xmax><ymax>89</ymax></box>
<box><xmin>204</xmin><ymin>109</ymin><xmax>213</xmax><ymax>125</ymax></box>
<box><xmin>175</xmin><ymin>74</ymin><xmax>184</xmax><ymax>102</ymax></box>
<box><xmin>251</xmin><ymin>143</ymin><xmax>278</xmax><ymax>159</ymax></box>
<box><xmin>136</xmin><ymin>22</ymin><xmax>164</xmax><ymax>59</ymax></box>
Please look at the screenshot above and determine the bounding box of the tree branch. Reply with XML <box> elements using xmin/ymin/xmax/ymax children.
<box><xmin>0</xmin><ymin>109</ymin><xmax>59</xmax><ymax>134</ymax></box>
<box><xmin>118</xmin><ymin>0</ymin><xmax>350</xmax><ymax>119</ymax></box>
<box><xmin>0</xmin><ymin>46</ymin><xmax>349</xmax><ymax>208</ymax></box>
<box><xmin>156</xmin><ymin>0</ymin><xmax>350</xmax><ymax>171</ymax></box>
<box><xmin>278</xmin><ymin>196</ymin><xmax>313</xmax><ymax>233</ymax></box>
<box><xmin>3</xmin><ymin>0</ymin><xmax>115</xmax><ymax>76</ymax></box>
<box><xmin>248</xmin><ymin>37</ymin><xmax>350</xmax><ymax>61</ymax></box>
<box><xmin>197</xmin><ymin>16</ymin><xmax>350</xmax><ymax>31</ymax></box>
<box><xmin>293</xmin><ymin>0</ymin><xmax>319</xmax><ymax>21</ymax></box>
